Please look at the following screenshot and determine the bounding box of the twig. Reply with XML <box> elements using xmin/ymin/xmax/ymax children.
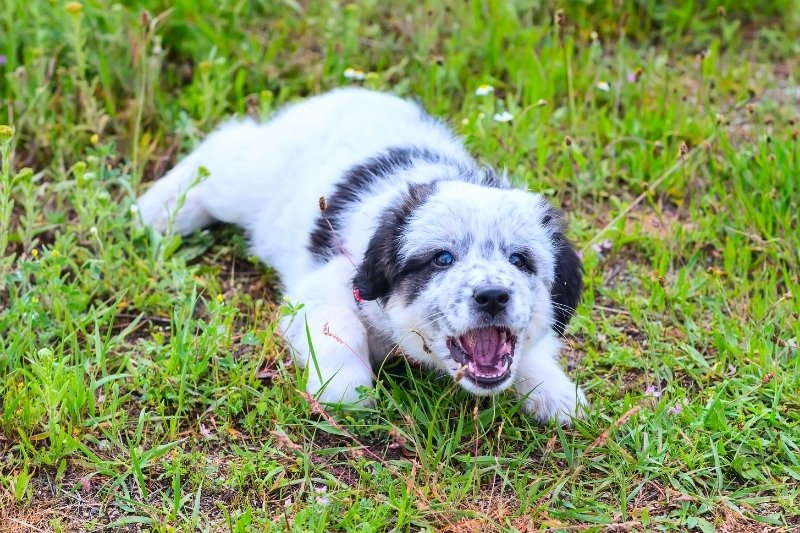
<box><xmin>115</xmin><ymin>312</ymin><xmax>171</xmax><ymax>327</ymax></box>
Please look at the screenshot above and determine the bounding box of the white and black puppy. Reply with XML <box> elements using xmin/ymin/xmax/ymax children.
<box><xmin>137</xmin><ymin>88</ymin><xmax>586</xmax><ymax>424</ymax></box>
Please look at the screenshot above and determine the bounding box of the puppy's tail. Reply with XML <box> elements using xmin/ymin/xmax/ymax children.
<box><xmin>136</xmin><ymin>118</ymin><xmax>260</xmax><ymax>235</ymax></box>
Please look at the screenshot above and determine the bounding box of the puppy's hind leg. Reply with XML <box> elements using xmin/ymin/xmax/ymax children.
<box><xmin>137</xmin><ymin>160</ymin><xmax>214</xmax><ymax>235</ymax></box>
<box><xmin>137</xmin><ymin>118</ymin><xmax>262</xmax><ymax>235</ymax></box>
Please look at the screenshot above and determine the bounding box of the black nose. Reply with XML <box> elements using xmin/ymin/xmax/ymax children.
<box><xmin>473</xmin><ymin>286</ymin><xmax>510</xmax><ymax>317</ymax></box>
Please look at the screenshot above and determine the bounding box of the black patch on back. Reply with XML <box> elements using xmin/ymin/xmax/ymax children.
<box><xmin>549</xmin><ymin>224</ymin><xmax>583</xmax><ymax>335</ymax></box>
<box><xmin>309</xmin><ymin>147</ymin><xmax>452</xmax><ymax>261</ymax></box>
<box><xmin>352</xmin><ymin>182</ymin><xmax>438</xmax><ymax>301</ymax></box>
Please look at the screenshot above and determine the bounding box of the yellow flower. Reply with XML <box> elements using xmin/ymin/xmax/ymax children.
<box><xmin>31</xmin><ymin>249</ymin><xmax>39</xmax><ymax>258</ymax></box>
<box><xmin>90</xmin><ymin>133</ymin><xmax>99</xmax><ymax>145</ymax></box>
<box><xmin>51</xmin><ymin>250</ymin><xmax>60</xmax><ymax>257</ymax></box>
<box><xmin>215</xmin><ymin>294</ymin><xmax>224</xmax><ymax>303</ymax></box>
<box><xmin>0</xmin><ymin>125</ymin><xmax>14</xmax><ymax>144</ymax></box>
<box><xmin>65</xmin><ymin>2</ymin><xmax>83</xmax><ymax>15</ymax></box>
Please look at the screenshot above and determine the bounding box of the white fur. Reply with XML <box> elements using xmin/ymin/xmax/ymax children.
<box><xmin>137</xmin><ymin>88</ymin><xmax>586</xmax><ymax>424</ymax></box>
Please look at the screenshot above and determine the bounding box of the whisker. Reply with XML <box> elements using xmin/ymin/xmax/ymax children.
<box><xmin>385</xmin><ymin>312</ymin><xmax>447</xmax><ymax>358</ymax></box>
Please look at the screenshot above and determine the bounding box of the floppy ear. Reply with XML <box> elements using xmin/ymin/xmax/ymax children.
<box><xmin>352</xmin><ymin>225</ymin><xmax>396</xmax><ymax>301</ymax></box>
<box><xmin>548</xmin><ymin>223</ymin><xmax>583</xmax><ymax>335</ymax></box>
<box><xmin>353</xmin><ymin>183</ymin><xmax>436</xmax><ymax>301</ymax></box>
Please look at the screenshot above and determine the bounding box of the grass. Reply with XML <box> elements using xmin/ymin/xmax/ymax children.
<box><xmin>1</xmin><ymin>0</ymin><xmax>799</xmax><ymax>530</ymax></box>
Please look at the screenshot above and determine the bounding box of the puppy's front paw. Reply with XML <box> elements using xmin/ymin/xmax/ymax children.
<box><xmin>521</xmin><ymin>383</ymin><xmax>587</xmax><ymax>426</ymax></box>
<box><xmin>306</xmin><ymin>362</ymin><xmax>375</xmax><ymax>408</ymax></box>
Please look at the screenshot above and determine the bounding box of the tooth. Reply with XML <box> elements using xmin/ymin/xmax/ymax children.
<box><xmin>458</xmin><ymin>340</ymin><xmax>469</xmax><ymax>358</ymax></box>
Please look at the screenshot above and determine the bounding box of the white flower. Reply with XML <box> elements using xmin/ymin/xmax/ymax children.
<box><xmin>475</xmin><ymin>84</ymin><xmax>494</xmax><ymax>96</ymax></box>
<box><xmin>343</xmin><ymin>67</ymin><xmax>366</xmax><ymax>81</ymax></box>
<box><xmin>596</xmin><ymin>81</ymin><xmax>611</xmax><ymax>92</ymax></box>
<box><xmin>129</xmin><ymin>205</ymin><xmax>139</xmax><ymax>215</ymax></box>
<box><xmin>89</xmin><ymin>226</ymin><xmax>98</xmax><ymax>235</ymax></box>
<box><xmin>492</xmin><ymin>111</ymin><xmax>513</xmax><ymax>123</ymax></box>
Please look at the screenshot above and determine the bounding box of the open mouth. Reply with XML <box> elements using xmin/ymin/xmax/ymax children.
<box><xmin>447</xmin><ymin>327</ymin><xmax>516</xmax><ymax>387</ymax></box>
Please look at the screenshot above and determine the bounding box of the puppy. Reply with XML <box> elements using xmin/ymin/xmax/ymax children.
<box><xmin>137</xmin><ymin>88</ymin><xmax>586</xmax><ymax>424</ymax></box>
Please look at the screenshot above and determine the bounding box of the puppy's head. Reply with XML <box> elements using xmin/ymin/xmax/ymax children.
<box><xmin>353</xmin><ymin>180</ymin><xmax>582</xmax><ymax>395</ymax></box>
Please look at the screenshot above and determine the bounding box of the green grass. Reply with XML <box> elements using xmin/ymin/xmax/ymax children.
<box><xmin>1</xmin><ymin>0</ymin><xmax>799</xmax><ymax>530</ymax></box>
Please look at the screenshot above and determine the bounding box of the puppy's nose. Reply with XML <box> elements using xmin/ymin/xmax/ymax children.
<box><xmin>473</xmin><ymin>286</ymin><xmax>510</xmax><ymax>317</ymax></box>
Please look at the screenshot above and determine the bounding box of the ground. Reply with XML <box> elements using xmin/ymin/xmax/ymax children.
<box><xmin>1</xmin><ymin>1</ymin><xmax>799</xmax><ymax>531</ymax></box>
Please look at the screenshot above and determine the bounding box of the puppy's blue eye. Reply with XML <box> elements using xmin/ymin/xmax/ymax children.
<box><xmin>432</xmin><ymin>251</ymin><xmax>455</xmax><ymax>267</ymax></box>
<box><xmin>509</xmin><ymin>253</ymin><xmax>527</xmax><ymax>269</ymax></box>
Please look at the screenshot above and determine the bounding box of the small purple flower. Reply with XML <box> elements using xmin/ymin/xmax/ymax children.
<box><xmin>668</xmin><ymin>398</ymin><xmax>689</xmax><ymax>415</ymax></box>
<box><xmin>627</xmin><ymin>69</ymin><xmax>643</xmax><ymax>83</ymax></box>
<box><xmin>591</xmin><ymin>239</ymin><xmax>613</xmax><ymax>257</ymax></box>
<box><xmin>644</xmin><ymin>385</ymin><xmax>662</xmax><ymax>398</ymax></box>
<box><xmin>0</xmin><ymin>55</ymin><xmax>7</xmax><ymax>67</ymax></box>
<box><xmin>314</xmin><ymin>486</ymin><xmax>330</xmax><ymax>506</ymax></box>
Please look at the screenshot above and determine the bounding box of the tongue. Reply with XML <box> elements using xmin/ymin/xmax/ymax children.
<box><xmin>462</xmin><ymin>327</ymin><xmax>502</xmax><ymax>365</ymax></box>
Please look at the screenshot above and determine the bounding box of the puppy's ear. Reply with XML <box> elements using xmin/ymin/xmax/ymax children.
<box><xmin>353</xmin><ymin>183</ymin><xmax>437</xmax><ymax>301</ymax></box>
<box><xmin>546</xmin><ymin>212</ymin><xmax>583</xmax><ymax>335</ymax></box>
<box><xmin>353</xmin><ymin>228</ymin><xmax>395</xmax><ymax>301</ymax></box>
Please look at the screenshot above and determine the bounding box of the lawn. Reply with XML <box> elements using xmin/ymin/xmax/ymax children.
<box><xmin>1</xmin><ymin>0</ymin><xmax>799</xmax><ymax>531</ymax></box>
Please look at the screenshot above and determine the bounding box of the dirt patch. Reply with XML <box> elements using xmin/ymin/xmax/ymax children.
<box><xmin>1</xmin><ymin>483</ymin><xmax>96</xmax><ymax>532</ymax></box>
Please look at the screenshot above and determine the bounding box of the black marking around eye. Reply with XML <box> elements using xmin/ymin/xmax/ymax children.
<box><xmin>393</xmin><ymin>251</ymin><xmax>449</xmax><ymax>304</ymax></box>
<box><xmin>513</xmin><ymin>250</ymin><xmax>538</xmax><ymax>275</ymax></box>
